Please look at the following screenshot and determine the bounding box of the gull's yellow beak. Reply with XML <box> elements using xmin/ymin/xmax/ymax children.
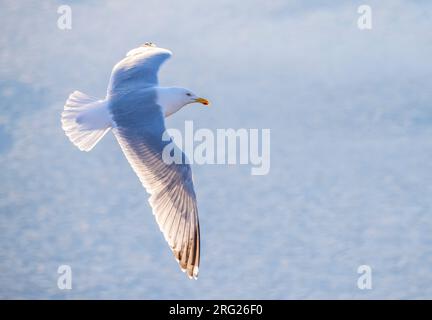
<box><xmin>194</xmin><ymin>97</ymin><xmax>210</xmax><ymax>106</ymax></box>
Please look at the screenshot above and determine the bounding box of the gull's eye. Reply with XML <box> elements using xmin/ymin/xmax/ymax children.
<box><xmin>186</xmin><ymin>93</ymin><xmax>192</xmax><ymax>96</ymax></box>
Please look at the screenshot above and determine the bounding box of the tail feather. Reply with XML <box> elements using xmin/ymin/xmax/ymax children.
<box><xmin>61</xmin><ymin>91</ymin><xmax>112</xmax><ymax>152</ymax></box>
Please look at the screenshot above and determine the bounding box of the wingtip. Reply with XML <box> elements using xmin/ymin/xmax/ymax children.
<box><xmin>180</xmin><ymin>263</ymin><xmax>199</xmax><ymax>280</ymax></box>
<box><xmin>186</xmin><ymin>266</ymin><xmax>199</xmax><ymax>280</ymax></box>
<box><xmin>126</xmin><ymin>43</ymin><xmax>173</xmax><ymax>57</ymax></box>
<box><xmin>193</xmin><ymin>266</ymin><xmax>199</xmax><ymax>280</ymax></box>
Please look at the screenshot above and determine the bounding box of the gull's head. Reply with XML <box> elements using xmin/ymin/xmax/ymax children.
<box><xmin>157</xmin><ymin>87</ymin><xmax>210</xmax><ymax>117</ymax></box>
<box><xmin>180</xmin><ymin>88</ymin><xmax>210</xmax><ymax>107</ymax></box>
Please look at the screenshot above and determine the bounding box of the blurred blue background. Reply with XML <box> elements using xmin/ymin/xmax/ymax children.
<box><xmin>1</xmin><ymin>0</ymin><xmax>432</xmax><ymax>299</ymax></box>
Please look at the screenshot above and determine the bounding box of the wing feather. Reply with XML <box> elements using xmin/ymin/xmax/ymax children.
<box><xmin>111</xmin><ymin>102</ymin><xmax>200</xmax><ymax>279</ymax></box>
<box><xmin>108</xmin><ymin>44</ymin><xmax>172</xmax><ymax>94</ymax></box>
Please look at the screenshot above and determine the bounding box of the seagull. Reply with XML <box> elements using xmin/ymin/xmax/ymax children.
<box><xmin>61</xmin><ymin>43</ymin><xmax>209</xmax><ymax>279</ymax></box>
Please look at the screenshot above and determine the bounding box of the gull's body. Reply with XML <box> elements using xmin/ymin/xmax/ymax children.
<box><xmin>61</xmin><ymin>43</ymin><xmax>209</xmax><ymax>279</ymax></box>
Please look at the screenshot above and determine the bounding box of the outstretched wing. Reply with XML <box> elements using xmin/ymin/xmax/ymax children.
<box><xmin>111</xmin><ymin>94</ymin><xmax>200</xmax><ymax>279</ymax></box>
<box><xmin>108</xmin><ymin>43</ymin><xmax>172</xmax><ymax>94</ymax></box>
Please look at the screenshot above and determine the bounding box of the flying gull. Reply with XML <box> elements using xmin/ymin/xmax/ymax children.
<box><xmin>61</xmin><ymin>42</ymin><xmax>209</xmax><ymax>279</ymax></box>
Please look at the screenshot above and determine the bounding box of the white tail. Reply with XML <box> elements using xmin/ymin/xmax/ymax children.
<box><xmin>61</xmin><ymin>91</ymin><xmax>112</xmax><ymax>152</ymax></box>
